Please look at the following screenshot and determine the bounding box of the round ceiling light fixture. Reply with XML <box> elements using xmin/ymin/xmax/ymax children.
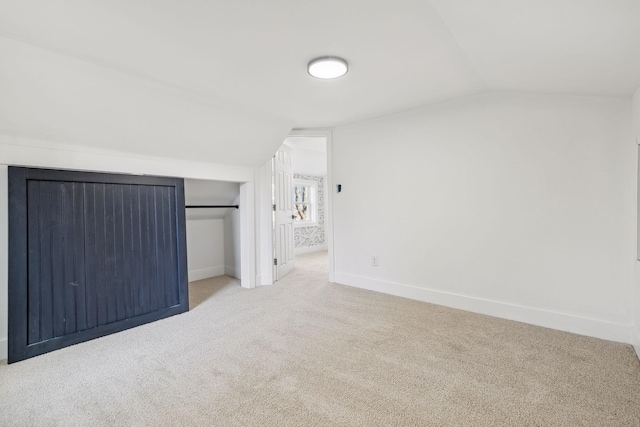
<box><xmin>307</xmin><ymin>56</ymin><xmax>349</xmax><ymax>79</ymax></box>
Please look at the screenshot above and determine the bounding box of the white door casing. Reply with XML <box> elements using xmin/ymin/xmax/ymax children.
<box><xmin>274</xmin><ymin>145</ymin><xmax>295</xmax><ymax>280</ymax></box>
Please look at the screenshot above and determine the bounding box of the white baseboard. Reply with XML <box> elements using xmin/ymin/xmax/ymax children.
<box><xmin>334</xmin><ymin>272</ymin><xmax>631</xmax><ymax>344</ymax></box>
<box><xmin>188</xmin><ymin>265</ymin><xmax>225</xmax><ymax>282</ymax></box>
<box><xmin>295</xmin><ymin>244</ymin><xmax>328</xmax><ymax>255</ymax></box>
<box><xmin>0</xmin><ymin>338</ymin><xmax>6</xmax><ymax>362</ymax></box>
<box><xmin>225</xmin><ymin>265</ymin><xmax>241</xmax><ymax>279</ymax></box>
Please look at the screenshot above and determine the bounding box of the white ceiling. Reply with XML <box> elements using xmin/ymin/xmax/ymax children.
<box><xmin>430</xmin><ymin>0</ymin><xmax>640</xmax><ymax>96</ymax></box>
<box><xmin>1</xmin><ymin>0</ymin><xmax>639</xmax><ymax>165</ymax></box>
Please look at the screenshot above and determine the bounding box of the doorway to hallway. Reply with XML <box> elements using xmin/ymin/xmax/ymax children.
<box><xmin>272</xmin><ymin>133</ymin><xmax>329</xmax><ymax>283</ymax></box>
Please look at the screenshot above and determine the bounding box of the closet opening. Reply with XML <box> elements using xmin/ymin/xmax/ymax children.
<box><xmin>184</xmin><ymin>179</ymin><xmax>242</xmax><ymax>306</ymax></box>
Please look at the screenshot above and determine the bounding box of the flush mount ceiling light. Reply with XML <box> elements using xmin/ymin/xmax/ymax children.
<box><xmin>307</xmin><ymin>56</ymin><xmax>349</xmax><ymax>79</ymax></box>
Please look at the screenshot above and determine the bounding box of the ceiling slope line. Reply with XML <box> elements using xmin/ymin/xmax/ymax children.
<box><xmin>332</xmin><ymin>89</ymin><xmax>487</xmax><ymax>130</ymax></box>
<box><xmin>332</xmin><ymin>86</ymin><xmax>634</xmax><ymax>131</ymax></box>
<box><xmin>0</xmin><ymin>32</ymin><xmax>290</xmax><ymax>126</ymax></box>
<box><xmin>425</xmin><ymin>0</ymin><xmax>488</xmax><ymax>91</ymax></box>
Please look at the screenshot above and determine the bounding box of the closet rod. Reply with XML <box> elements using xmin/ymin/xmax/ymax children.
<box><xmin>185</xmin><ymin>205</ymin><xmax>239</xmax><ymax>209</ymax></box>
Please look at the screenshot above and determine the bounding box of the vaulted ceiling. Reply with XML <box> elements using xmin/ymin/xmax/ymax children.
<box><xmin>1</xmin><ymin>0</ymin><xmax>639</xmax><ymax>166</ymax></box>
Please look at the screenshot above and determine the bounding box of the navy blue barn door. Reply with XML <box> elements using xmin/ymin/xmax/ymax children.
<box><xmin>8</xmin><ymin>167</ymin><xmax>188</xmax><ymax>363</ymax></box>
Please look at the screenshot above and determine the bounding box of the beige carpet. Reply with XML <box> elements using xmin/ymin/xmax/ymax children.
<box><xmin>1</xmin><ymin>251</ymin><xmax>639</xmax><ymax>426</ymax></box>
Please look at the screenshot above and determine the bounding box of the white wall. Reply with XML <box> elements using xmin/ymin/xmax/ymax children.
<box><xmin>186</xmin><ymin>218</ymin><xmax>225</xmax><ymax>281</ymax></box>
<box><xmin>633</xmin><ymin>87</ymin><xmax>640</xmax><ymax>356</ymax></box>
<box><xmin>634</xmin><ymin>88</ymin><xmax>640</xmax><ymax>140</ymax></box>
<box><xmin>332</xmin><ymin>92</ymin><xmax>636</xmax><ymax>343</ymax></box>
<box><xmin>0</xmin><ymin>136</ymin><xmax>258</xmax><ymax>360</ymax></box>
<box><xmin>292</xmin><ymin>148</ymin><xmax>326</xmax><ymax>176</ymax></box>
<box><xmin>285</xmin><ymin>136</ymin><xmax>327</xmax><ymax>176</ymax></box>
<box><xmin>224</xmin><ymin>194</ymin><xmax>242</xmax><ymax>279</ymax></box>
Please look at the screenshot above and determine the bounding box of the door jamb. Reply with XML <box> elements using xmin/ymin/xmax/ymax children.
<box><xmin>239</xmin><ymin>181</ymin><xmax>256</xmax><ymax>289</ymax></box>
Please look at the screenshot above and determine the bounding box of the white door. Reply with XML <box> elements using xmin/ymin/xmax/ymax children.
<box><xmin>274</xmin><ymin>144</ymin><xmax>295</xmax><ymax>280</ymax></box>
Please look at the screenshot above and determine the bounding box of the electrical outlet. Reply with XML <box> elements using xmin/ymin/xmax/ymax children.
<box><xmin>372</xmin><ymin>256</ymin><xmax>378</xmax><ymax>267</ymax></box>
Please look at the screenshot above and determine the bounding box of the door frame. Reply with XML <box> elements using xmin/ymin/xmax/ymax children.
<box><xmin>256</xmin><ymin>129</ymin><xmax>334</xmax><ymax>285</ymax></box>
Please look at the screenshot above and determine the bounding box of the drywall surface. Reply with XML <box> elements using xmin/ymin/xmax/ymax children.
<box><xmin>186</xmin><ymin>218</ymin><xmax>225</xmax><ymax>281</ymax></box>
<box><xmin>224</xmin><ymin>194</ymin><xmax>242</xmax><ymax>279</ymax></box>
<box><xmin>294</xmin><ymin>174</ymin><xmax>326</xmax><ymax>252</ymax></box>
<box><xmin>634</xmin><ymin>87</ymin><xmax>640</xmax><ymax>140</ymax></box>
<box><xmin>0</xmin><ymin>36</ymin><xmax>292</xmax><ymax>167</ymax></box>
<box><xmin>292</xmin><ymin>148</ymin><xmax>326</xmax><ymax>176</ymax></box>
<box><xmin>633</xmin><ymin>87</ymin><xmax>640</xmax><ymax>356</ymax></box>
<box><xmin>332</xmin><ymin>92</ymin><xmax>635</xmax><ymax>343</ymax></box>
<box><xmin>0</xmin><ymin>135</ymin><xmax>256</xmax><ymax>360</ymax></box>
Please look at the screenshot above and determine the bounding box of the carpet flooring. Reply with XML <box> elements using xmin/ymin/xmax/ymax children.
<box><xmin>1</xmin><ymin>251</ymin><xmax>639</xmax><ymax>426</ymax></box>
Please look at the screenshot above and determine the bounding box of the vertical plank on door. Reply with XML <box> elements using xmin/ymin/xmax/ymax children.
<box><xmin>84</xmin><ymin>184</ymin><xmax>98</xmax><ymax>330</ymax></box>
<box><xmin>74</xmin><ymin>183</ymin><xmax>87</xmax><ymax>332</ymax></box>
<box><xmin>133</xmin><ymin>186</ymin><xmax>144</xmax><ymax>316</ymax></box>
<box><xmin>122</xmin><ymin>185</ymin><xmax>134</xmax><ymax>320</ymax></box>
<box><xmin>62</xmin><ymin>182</ymin><xmax>77</xmax><ymax>335</ymax></box>
<box><xmin>146</xmin><ymin>186</ymin><xmax>159</xmax><ymax>312</ymax></box>
<box><xmin>39</xmin><ymin>181</ymin><xmax>54</xmax><ymax>341</ymax></box>
<box><xmin>111</xmin><ymin>184</ymin><xmax>126</xmax><ymax>322</ymax></box>
<box><xmin>156</xmin><ymin>186</ymin><xmax>168</xmax><ymax>309</ymax></box>
<box><xmin>27</xmin><ymin>180</ymin><xmax>41</xmax><ymax>345</ymax></box>
<box><xmin>162</xmin><ymin>187</ymin><xmax>171</xmax><ymax>307</ymax></box>
<box><xmin>139</xmin><ymin>186</ymin><xmax>151</xmax><ymax>313</ymax></box>
<box><xmin>104</xmin><ymin>184</ymin><xmax>116</xmax><ymax>324</ymax></box>
<box><xmin>51</xmin><ymin>182</ymin><xmax>66</xmax><ymax>339</ymax></box>
<box><xmin>94</xmin><ymin>183</ymin><xmax>108</xmax><ymax>327</ymax></box>
<box><xmin>167</xmin><ymin>188</ymin><xmax>179</xmax><ymax>306</ymax></box>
